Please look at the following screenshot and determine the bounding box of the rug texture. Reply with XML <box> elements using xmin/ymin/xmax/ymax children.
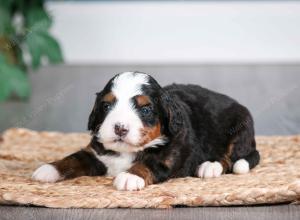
<box><xmin>0</xmin><ymin>128</ymin><xmax>299</xmax><ymax>208</ymax></box>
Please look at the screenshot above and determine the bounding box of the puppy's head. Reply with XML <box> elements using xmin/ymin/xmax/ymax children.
<box><xmin>88</xmin><ymin>72</ymin><xmax>182</xmax><ymax>153</ymax></box>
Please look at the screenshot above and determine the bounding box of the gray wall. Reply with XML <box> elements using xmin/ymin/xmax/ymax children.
<box><xmin>0</xmin><ymin>64</ymin><xmax>299</xmax><ymax>135</ymax></box>
<box><xmin>47</xmin><ymin>2</ymin><xmax>300</xmax><ymax>64</ymax></box>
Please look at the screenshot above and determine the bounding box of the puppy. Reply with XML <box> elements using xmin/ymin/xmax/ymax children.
<box><xmin>32</xmin><ymin>72</ymin><xmax>260</xmax><ymax>191</ymax></box>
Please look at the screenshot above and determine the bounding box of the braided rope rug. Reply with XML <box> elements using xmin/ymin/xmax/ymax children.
<box><xmin>0</xmin><ymin>128</ymin><xmax>299</xmax><ymax>208</ymax></box>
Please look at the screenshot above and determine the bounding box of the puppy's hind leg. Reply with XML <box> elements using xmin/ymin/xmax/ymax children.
<box><xmin>196</xmin><ymin>147</ymin><xmax>259</xmax><ymax>178</ymax></box>
<box><xmin>233</xmin><ymin>150</ymin><xmax>260</xmax><ymax>174</ymax></box>
<box><xmin>197</xmin><ymin>131</ymin><xmax>259</xmax><ymax>178</ymax></box>
<box><xmin>229</xmin><ymin>122</ymin><xmax>260</xmax><ymax>175</ymax></box>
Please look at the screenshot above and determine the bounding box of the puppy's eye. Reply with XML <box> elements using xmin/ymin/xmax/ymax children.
<box><xmin>102</xmin><ymin>102</ymin><xmax>111</xmax><ymax>112</ymax></box>
<box><xmin>140</xmin><ymin>106</ymin><xmax>152</xmax><ymax>116</ymax></box>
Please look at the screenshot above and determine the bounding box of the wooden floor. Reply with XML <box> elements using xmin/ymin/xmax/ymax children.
<box><xmin>1</xmin><ymin>205</ymin><xmax>299</xmax><ymax>220</ymax></box>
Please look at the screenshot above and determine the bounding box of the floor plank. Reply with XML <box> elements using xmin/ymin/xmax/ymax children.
<box><xmin>0</xmin><ymin>205</ymin><xmax>299</xmax><ymax>220</ymax></box>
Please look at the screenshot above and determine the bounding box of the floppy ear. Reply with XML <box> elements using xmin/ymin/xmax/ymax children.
<box><xmin>160</xmin><ymin>91</ymin><xmax>183</xmax><ymax>136</ymax></box>
<box><xmin>88</xmin><ymin>92</ymin><xmax>103</xmax><ymax>133</ymax></box>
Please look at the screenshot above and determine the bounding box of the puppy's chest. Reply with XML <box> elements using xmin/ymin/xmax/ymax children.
<box><xmin>97</xmin><ymin>152</ymin><xmax>136</xmax><ymax>177</ymax></box>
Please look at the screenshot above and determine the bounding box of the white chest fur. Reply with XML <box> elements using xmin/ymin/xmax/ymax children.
<box><xmin>91</xmin><ymin>150</ymin><xmax>135</xmax><ymax>177</ymax></box>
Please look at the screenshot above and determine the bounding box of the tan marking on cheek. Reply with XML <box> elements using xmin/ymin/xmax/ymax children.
<box><xmin>102</xmin><ymin>92</ymin><xmax>116</xmax><ymax>102</ymax></box>
<box><xmin>139</xmin><ymin>123</ymin><xmax>161</xmax><ymax>146</ymax></box>
<box><xmin>128</xmin><ymin>163</ymin><xmax>154</xmax><ymax>185</ymax></box>
<box><xmin>136</xmin><ymin>95</ymin><xmax>151</xmax><ymax>107</ymax></box>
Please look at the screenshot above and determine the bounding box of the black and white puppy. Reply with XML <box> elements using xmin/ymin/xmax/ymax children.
<box><xmin>32</xmin><ymin>72</ymin><xmax>260</xmax><ymax>191</ymax></box>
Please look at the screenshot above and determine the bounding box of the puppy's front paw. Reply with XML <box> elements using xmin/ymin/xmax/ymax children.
<box><xmin>113</xmin><ymin>172</ymin><xmax>145</xmax><ymax>191</ymax></box>
<box><xmin>32</xmin><ymin>164</ymin><xmax>61</xmax><ymax>183</ymax></box>
<box><xmin>197</xmin><ymin>161</ymin><xmax>223</xmax><ymax>178</ymax></box>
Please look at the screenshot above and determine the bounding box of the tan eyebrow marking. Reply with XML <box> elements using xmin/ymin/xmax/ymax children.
<box><xmin>136</xmin><ymin>95</ymin><xmax>151</xmax><ymax>107</ymax></box>
<box><xmin>102</xmin><ymin>92</ymin><xmax>116</xmax><ymax>103</ymax></box>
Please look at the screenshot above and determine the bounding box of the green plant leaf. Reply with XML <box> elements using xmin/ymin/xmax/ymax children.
<box><xmin>10</xmin><ymin>70</ymin><xmax>30</xmax><ymax>99</ymax></box>
<box><xmin>0</xmin><ymin>5</ymin><xmax>14</xmax><ymax>35</ymax></box>
<box><xmin>25</xmin><ymin>31</ymin><xmax>63</xmax><ymax>69</ymax></box>
<box><xmin>0</xmin><ymin>75</ymin><xmax>11</xmax><ymax>101</ymax></box>
<box><xmin>0</xmin><ymin>1</ymin><xmax>63</xmax><ymax>101</ymax></box>
<box><xmin>25</xmin><ymin>32</ymin><xmax>42</xmax><ymax>68</ymax></box>
<box><xmin>26</xmin><ymin>7</ymin><xmax>52</xmax><ymax>33</ymax></box>
<box><xmin>0</xmin><ymin>0</ymin><xmax>14</xmax><ymax>9</ymax></box>
<box><xmin>0</xmin><ymin>54</ymin><xmax>30</xmax><ymax>101</ymax></box>
<box><xmin>40</xmin><ymin>32</ymin><xmax>63</xmax><ymax>64</ymax></box>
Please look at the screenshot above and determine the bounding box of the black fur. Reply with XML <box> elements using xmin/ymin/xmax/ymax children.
<box><xmin>156</xmin><ymin>84</ymin><xmax>260</xmax><ymax>177</ymax></box>
<box><xmin>133</xmin><ymin>80</ymin><xmax>259</xmax><ymax>179</ymax></box>
<box><xmin>47</xmin><ymin>72</ymin><xmax>260</xmax><ymax>185</ymax></box>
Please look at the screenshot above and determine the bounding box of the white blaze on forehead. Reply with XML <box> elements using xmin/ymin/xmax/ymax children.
<box><xmin>112</xmin><ymin>72</ymin><xmax>149</xmax><ymax>99</ymax></box>
<box><xmin>98</xmin><ymin>72</ymin><xmax>150</xmax><ymax>152</ymax></box>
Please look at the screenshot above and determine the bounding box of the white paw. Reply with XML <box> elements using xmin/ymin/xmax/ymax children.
<box><xmin>197</xmin><ymin>161</ymin><xmax>223</xmax><ymax>178</ymax></box>
<box><xmin>233</xmin><ymin>159</ymin><xmax>249</xmax><ymax>174</ymax></box>
<box><xmin>32</xmin><ymin>164</ymin><xmax>61</xmax><ymax>183</ymax></box>
<box><xmin>113</xmin><ymin>172</ymin><xmax>145</xmax><ymax>191</ymax></box>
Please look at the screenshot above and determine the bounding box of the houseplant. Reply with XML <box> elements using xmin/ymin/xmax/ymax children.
<box><xmin>0</xmin><ymin>0</ymin><xmax>63</xmax><ymax>101</ymax></box>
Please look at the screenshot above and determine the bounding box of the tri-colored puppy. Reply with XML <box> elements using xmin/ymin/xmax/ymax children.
<box><xmin>32</xmin><ymin>72</ymin><xmax>260</xmax><ymax>191</ymax></box>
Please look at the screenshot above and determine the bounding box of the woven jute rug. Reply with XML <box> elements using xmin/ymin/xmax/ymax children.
<box><xmin>0</xmin><ymin>128</ymin><xmax>299</xmax><ymax>208</ymax></box>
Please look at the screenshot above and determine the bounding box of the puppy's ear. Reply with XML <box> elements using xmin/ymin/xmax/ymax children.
<box><xmin>160</xmin><ymin>91</ymin><xmax>183</xmax><ymax>136</ymax></box>
<box><xmin>88</xmin><ymin>92</ymin><xmax>103</xmax><ymax>133</ymax></box>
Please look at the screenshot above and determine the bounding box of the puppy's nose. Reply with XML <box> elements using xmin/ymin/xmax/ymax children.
<box><xmin>114</xmin><ymin>123</ymin><xmax>129</xmax><ymax>137</ymax></box>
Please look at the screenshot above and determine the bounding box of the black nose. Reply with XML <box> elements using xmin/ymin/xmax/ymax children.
<box><xmin>114</xmin><ymin>124</ymin><xmax>129</xmax><ymax>137</ymax></box>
